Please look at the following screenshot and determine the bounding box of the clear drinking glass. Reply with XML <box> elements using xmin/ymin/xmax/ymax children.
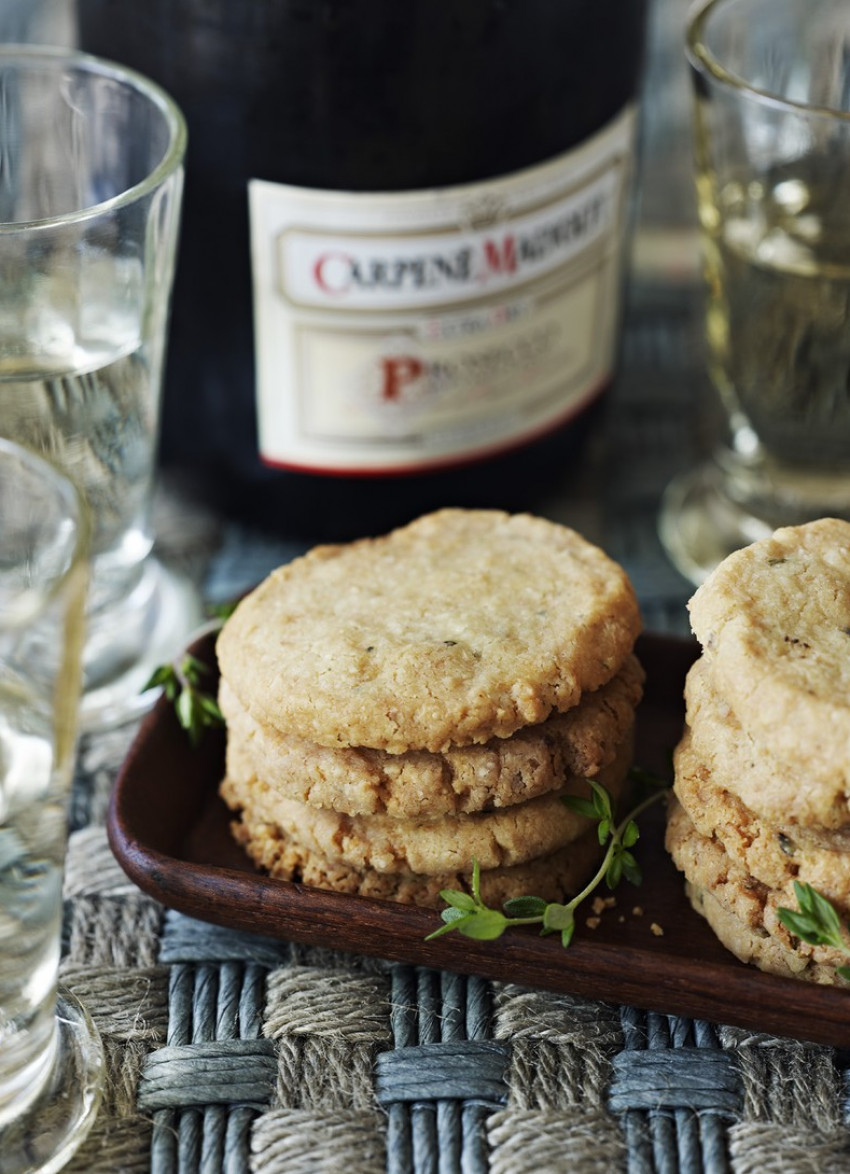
<box><xmin>659</xmin><ymin>0</ymin><xmax>850</xmax><ymax>584</ymax></box>
<box><xmin>0</xmin><ymin>438</ymin><xmax>103</xmax><ymax>1174</ymax></box>
<box><xmin>0</xmin><ymin>46</ymin><xmax>202</xmax><ymax>728</ymax></box>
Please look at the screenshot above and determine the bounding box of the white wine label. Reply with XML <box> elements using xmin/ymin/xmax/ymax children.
<box><xmin>249</xmin><ymin>106</ymin><xmax>637</xmax><ymax>473</ymax></box>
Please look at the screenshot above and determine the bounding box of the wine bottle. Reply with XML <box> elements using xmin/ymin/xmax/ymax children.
<box><xmin>76</xmin><ymin>0</ymin><xmax>648</xmax><ymax>541</ymax></box>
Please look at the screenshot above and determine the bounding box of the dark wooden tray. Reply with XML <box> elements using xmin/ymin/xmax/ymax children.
<box><xmin>109</xmin><ymin>631</ymin><xmax>850</xmax><ymax>1047</ymax></box>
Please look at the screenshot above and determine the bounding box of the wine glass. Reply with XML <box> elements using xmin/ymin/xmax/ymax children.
<box><xmin>0</xmin><ymin>438</ymin><xmax>103</xmax><ymax>1173</ymax></box>
<box><xmin>659</xmin><ymin>0</ymin><xmax>850</xmax><ymax>583</ymax></box>
<box><xmin>0</xmin><ymin>46</ymin><xmax>202</xmax><ymax>728</ymax></box>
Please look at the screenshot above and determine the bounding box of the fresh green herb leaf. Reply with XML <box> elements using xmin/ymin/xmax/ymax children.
<box><xmin>143</xmin><ymin>611</ymin><xmax>235</xmax><ymax>745</ymax></box>
<box><xmin>778</xmin><ymin>881</ymin><xmax>850</xmax><ymax>954</ymax></box>
<box><xmin>144</xmin><ymin>664</ymin><xmax>175</xmax><ymax>690</ymax></box>
<box><xmin>182</xmin><ymin>653</ymin><xmax>208</xmax><ymax>682</ymax></box>
<box><xmin>777</xmin><ymin>882</ymin><xmax>850</xmax><ymax>983</ymax></box>
<box><xmin>621</xmin><ymin>820</ymin><xmax>640</xmax><ymax>849</ymax></box>
<box><xmin>799</xmin><ymin>883</ymin><xmax>844</xmax><ymax>939</ymax></box>
<box><xmin>199</xmin><ymin>694</ymin><xmax>224</xmax><ymax>722</ymax></box>
<box><xmin>605</xmin><ymin>852</ymin><xmax>623</xmax><ymax>890</ymax></box>
<box><xmin>440</xmin><ymin>906</ymin><xmax>470</xmax><ymax>924</ymax></box>
<box><xmin>588</xmin><ymin>779</ymin><xmax>613</xmax><ymax>821</ymax></box>
<box><xmin>503</xmin><ymin>896</ymin><xmax>548</xmax><ymax>918</ymax></box>
<box><xmin>439</xmin><ymin>889</ymin><xmax>478</xmax><ymax>912</ymax></box>
<box><xmin>454</xmin><ymin>909</ymin><xmax>510</xmax><ymax>940</ymax></box>
<box><xmin>562</xmin><ymin>796</ymin><xmax>598</xmax><ymax>820</ymax></box>
<box><xmin>176</xmin><ymin>687</ymin><xmax>196</xmax><ymax>731</ymax></box>
<box><xmin>619</xmin><ymin>852</ymin><xmax>643</xmax><ymax>888</ymax></box>
<box><xmin>471</xmin><ymin>858</ymin><xmax>482</xmax><ymax>900</ymax></box>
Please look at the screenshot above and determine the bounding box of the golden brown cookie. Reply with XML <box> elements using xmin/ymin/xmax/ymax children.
<box><xmin>221</xmin><ymin>737</ymin><xmax>631</xmax><ymax>876</ymax></box>
<box><xmin>688</xmin><ymin>518</ymin><xmax>850</xmax><ymax>792</ymax></box>
<box><xmin>216</xmin><ymin>508</ymin><xmax>641</xmax><ymax>754</ymax></box>
<box><xmin>673</xmin><ymin>729</ymin><xmax>850</xmax><ymax>907</ymax></box>
<box><xmin>219</xmin><ymin>656</ymin><xmax>643</xmax><ymax>819</ymax></box>
<box><xmin>228</xmin><ymin>814</ymin><xmax>607</xmax><ymax>909</ymax></box>
<box><xmin>666</xmin><ymin>798</ymin><xmax>848</xmax><ymax>985</ymax></box>
<box><xmin>686</xmin><ymin>884</ymin><xmax>845</xmax><ymax>986</ymax></box>
<box><xmin>684</xmin><ymin>658</ymin><xmax>850</xmax><ymax>844</ymax></box>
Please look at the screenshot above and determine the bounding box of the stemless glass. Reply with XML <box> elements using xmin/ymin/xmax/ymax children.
<box><xmin>0</xmin><ymin>46</ymin><xmax>202</xmax><ymax>728</ymax></box>
<box><xmin>0</xmin><ymin>438</ymin><xmax>103</xmax><ymax>1174</ymax></box>
<box><xmin>659</xmin><ymin>0</ymin><xmax>850</xmax><ymax>584</ymax></box>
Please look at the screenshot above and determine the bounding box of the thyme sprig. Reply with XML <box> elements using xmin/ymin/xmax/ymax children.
<box><xmin>143</xmin><ymin>604</ymin><xmax>235</xmax><ymax>745</ymax></box>
<box><xmin>144</xmin><ymin>652</ymin><xmax>224</xmax><ymax>746</ymax></box>
<box><xmin>426</xmin><ymin>770</ymin><xmax>668</xmax><ymax>947</ymax></box>
<box><xmin>777</xmin><ymin>881</ymin><xmax>850</xmax><ymax>982</ymax></box>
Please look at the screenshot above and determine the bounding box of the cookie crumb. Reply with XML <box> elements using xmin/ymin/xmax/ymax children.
<box><xmin>618</xmin><ymin>915</ymin><xmax>625</xmax><ymax>923</ymax></box>
<box><xmin>586</xmin><ymin>916</ymin><xmax>601</xmax><ymax>930</ymax></box>
<box><xmin>632</xmin><ymin>905</ymin><xmax>644</xmax><ymax>917</ymax></box>
<box><xmin>592</xmin><ymin>895</ymin><xmax>616</xmax><ymax>916</ymax></box>
<box><xmin>650</xmin><ymin>922</ymin><xmax>664</xmax><ymax>937</ymax></box>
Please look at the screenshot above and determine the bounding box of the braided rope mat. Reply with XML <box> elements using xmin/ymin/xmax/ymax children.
<box><xmin>58</xmin><ymin>282</ymin><xmax>850</xmax><ymax>1173</ymax></box>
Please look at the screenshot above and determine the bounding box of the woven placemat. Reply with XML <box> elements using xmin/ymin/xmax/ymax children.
<box><xmin>60</xmin><ymin>827</ymin><xmax>850</xmax><ymax>1174</ymax></box>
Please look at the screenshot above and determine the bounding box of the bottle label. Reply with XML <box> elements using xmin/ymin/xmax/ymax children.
<box><xmin>249</xmin><ymin>106</ymin><xmax>637</xmax><ymax>474</ymax></box>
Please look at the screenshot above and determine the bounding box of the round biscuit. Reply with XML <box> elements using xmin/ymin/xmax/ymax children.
<box><xmin>686</xmin><ymin>884</ymin><xmax>845</xmax><ymax>986</ymax></box>
<box><xmin>684</xmin><ymin>657</ymin><xmax>850</xmax><ymax>842</ymax></box>
<box><xmin>228</xmin><ymin>815</ymin><xmax>607</xmax><ymax>909</ymax></box>
<box><xmin>666</xmin><ymin>798</ymin><xmax>849</xmax><ymax>984</ymax></box>
<box><xmin>221</xmin><ymin>736</ymin><xmax>631</xmax><ymax>876</ymax></box>
<box><xmin>674</xmin><ymin>728</ymin><xmax>850</xmax><ymax>909</ymax></box>
<box><xmin>219</xmin><ymin>656</ymin><xmax>643</xmax><ymax>818</ymax></box>
<box><xmin>216</xmin><ymin>508</ymin><xmax>641</xmax><ymax>753</ymax></box>
<box><xmin>688</xmin><ymin>518</ymin><xmax>850</xmax><ymax>791</ymax></box>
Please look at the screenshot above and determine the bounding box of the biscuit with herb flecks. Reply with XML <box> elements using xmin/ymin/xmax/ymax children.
<box><xmin>218</xmin><ymin>655</ymin><xmax>643</xmax><ymax>819</ymax></box>
<box><xmin>666</xmin><ymin>797</ymin><xmax>849</xmax><ymax>986</ymax></box>
<box><xmin>216</xmin><ymin>508</ymin><xmax>641</xmax><ymax>755</ymax></box>
<box><xmin>688</xmin><ymin>517</ymin><xmax>850</xmax><ymax>790</ymax></box>
<box><xmin>215</xmin><ymin>507</ymin><xmax>643</xmax><ymax>911</ymax></box>
<box><xmin>684</xmin><ymin>658</ymin><xmax>850</xmax><ymax>845</ymax></box>
<box><xmin>226</xmin><ymin>810</ymin><xmax>607</xmax><ymax>909</ymax></box>
<box><xmin>666</xmin><ymin>518</ymin><xmax>850</xmax><ymax>984</ymax></box>
<box><xmin>221</xmin><ymin>733</ymin><xmax>631</xmax><ymax>876</ymax></box>
<box><xmin>673</xmin><ymin>728</ymin><xmax>850</xmax><ymax>905</ymax></box>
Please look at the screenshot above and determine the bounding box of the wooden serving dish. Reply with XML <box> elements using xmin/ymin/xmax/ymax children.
<box><xmin>109</xmin><ymin>631</ymin><xmax>850</xmax><ymax>1047</ymax></box>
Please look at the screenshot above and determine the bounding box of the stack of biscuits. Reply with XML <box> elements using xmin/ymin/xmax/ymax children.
<box><xmin>216</xmin><ymin>508</ymin><xmax>644</xmax><ymax>908</ymax></box>
<box><xmin>666</xmin><ymin>517</ymin><xmax>850</xmax><ymax>983</ymax></box>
